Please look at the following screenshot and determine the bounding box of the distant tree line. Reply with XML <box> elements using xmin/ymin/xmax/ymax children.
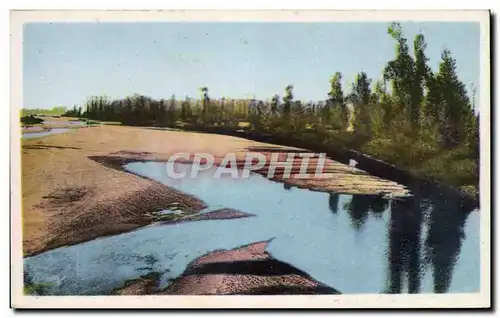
<box><xmin>21</xmin><ymin>106</ymin><xmax>68</xmax><ymax>117</ymax></box>
<box><xmin>62</xmin><ymin>105</ymin><xmax>83</xmax><ymax>118</ymax></box>
<box><xmin>20</xmin><ymin>115</ymin><xmax>44</xmax><ymax>125</ymax></box>
<box><xmin>77</xmin><ymin>23</ymin><xmax>479</xmax><ymax>191</ymax></box>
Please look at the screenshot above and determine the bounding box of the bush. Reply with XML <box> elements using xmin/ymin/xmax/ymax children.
<box><xmin>419</xmin><ymin>151</ymin><xmax>478</xmax><ymax>187</ymax></box>
<box><xmin>20</xmin><ymin>115</ymin><xmax>44</xmax><ymax>125</ymax></box>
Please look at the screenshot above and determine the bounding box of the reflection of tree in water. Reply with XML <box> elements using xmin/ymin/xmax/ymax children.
<box><xmin>424</xmin><ymin>197</ymin><xmax>470</xmax><ymax>293</ymax></box>
<box><xmin>370</xmin><ymin>196</ymin><xmax>389</xmax><ymax>218</ymax></box>
<box><xmin>386</xmin><ymin>196</ymin><xmax>423</xmax><ymax>293</ymax></box>
<box><xmin>346</xmin><ymin>195</ymin><xmax>371</xmax><ymax>230</ymax></box>
<box><xmin>385</xmin><ymin>194</ymin><xmax>474</xmax><ymax>294</ymax></box>
<box><xmin>328</xmin><ymin>193</ymin><xmax>339</xmax><ymax>214</ymax></box>
<box><xmin>345</xmin><ymin>195</ymin><xmax>390</xmax><ymax>229</ymax></box>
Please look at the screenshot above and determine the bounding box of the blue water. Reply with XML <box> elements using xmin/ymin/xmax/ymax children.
<box><xmin>22</xmin><ymin>128</ymin><xmax>72</xmax><ymax>139</ymax></box>
<box><xmin>24</xmin><ymin>161</ymin><xmax>480</xmax><ymax>295</ymax></box>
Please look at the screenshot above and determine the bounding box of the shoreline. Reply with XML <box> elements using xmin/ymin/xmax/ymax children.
<box><xmin>21</xmin><ymin>124</ymin><xmax>409</xmax><ymax>257</ymax></box>
<box><xmin>113</xmin><ymin>240</ymin><xmax>341</xmax><ymax>295</ymax></box>
<box><xmin>177</xmin><ymin>125</ymin><xmax>479</xmax><ymax>208</ymax></box>
<box><xmin>20</xmin><ymin>121</ymin><xmax>478</xmax><ymax>296</ymax></box>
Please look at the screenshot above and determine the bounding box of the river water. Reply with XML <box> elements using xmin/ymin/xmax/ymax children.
<box><xmin>22</xmin><ymin>128</ymin><xmax>73</xmax><ymax>139</ymax></box>
<box><xmin>23</xmin><ymin>161</ymin><xmax>480</xmax><ymax>295</ymax></box>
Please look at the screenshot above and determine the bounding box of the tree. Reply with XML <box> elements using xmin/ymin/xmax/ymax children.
<box><xmin>327</xmin><ymin>72</ymin><xmax>346</xmax><ymax>129</ymax></box>
<box><xmin>72</xmin><ymin>21</ymin><xmax>478</xmax><ymax>192</ymax></box>
<box><xmin>167</xmin><ymin>94</ymin><xmax>177</xmax><ymax>124</ymax></box>
<box><xmin>413</xmin><ymin>34</ymin><xmax>431</xmax><ymax>130</ymax></box>
<box><xmin>270</xmin><ymin>94</ymin><xmax>280</xmax><ymax>116</ymax></box>
<box><xmin>248</xmin><ymin>98</ymin><xmax>265</xmax><ymax>130</ymax></box>
<box><xmin>291</xmin><ymin>100</ymin><xmax>306</xmax><ymax>130</ymax></box>
<box><xmin>434</xmin><ymin>49</ymin><xmax>474</xmax><ymax>148</ymax></box>
<box><xmin>201</xmin><ymin>87</ymin><xmax>209</xmax><ymax>124</ymax></box>
<box><xmin>156</xmin><ymin>99</ymin><xmax>167</xmax><ymax>125</ymax></box>
<box><xmin>349</xmin><ymin>72</ymin><xmax>372</xmax><ymax>106</ymax></box>
<box><xmin>384</xmin><ymin>22</ymin><xmax>416</xmax><ymax>125</ymax></box>
<box><xmin>349</xmin><ymin>72</ymin><xmax>372</xmax><ymax>136</ymax></box>
<box><xmin>372</xmin><ymin>79</ymin><xmax>394</xmax><ymax>135</ymax></box>
<box><xmin>282</xmin><ymin>85</ymin><xmax>294</xmax><ymax>119</ymax></box>
<box><xmin>181</xmin><ymin>96</ymin><xmax>192</xmax><ymax>122</ymax></box>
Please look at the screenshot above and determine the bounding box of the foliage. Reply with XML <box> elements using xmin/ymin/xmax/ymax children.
<box><xmin>63</xmin><ymin>105</ymin><xmax>83</xmax><ymax>117</ymax></box>
<box><xmin>74</xmin><ymin>23</ymin><xmax>479</xmax><ymax>191</ymax></box>
<box><xmin>20</xmin><ymin>115</ymin><xmax>44</xmax><ymax>125</ymax></box>
<box><xmin>24</xmin><ymin>271</ymin><xmax>52</xmax><ymax>295</ymax></box>
<box><xmin>21</xmin><ymin>106</ymin><xmax>67</xmax><ymax>117</ymax></box>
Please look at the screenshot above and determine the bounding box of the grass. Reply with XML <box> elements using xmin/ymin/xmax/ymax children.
<box><xmin>24</xmin><ymin>282</ymin><xmax>53</xmax><ymax>295</ymax></box>
<box><xmin>360</xmin><ymin>134</ymin><xmax>478</xmax><ymax>195</ymax></box>
<box><xmin>21</xmin><ymin>107</ymin><xmax>67</xmax><ymax>117</ymax></box>
<box><xmin>81</xmin><ymin>119</ymin><xmax>121</xmax><ymax>126</ymax></box>
<box><xmin>24</xmin><ymin>271</ymin><xmax>53</xmax><ymax>295</ymax></box>
<box><xmin>237</xmin><ymin>121</ymin><xmax>251</xmax><ymax>128</ymax></box>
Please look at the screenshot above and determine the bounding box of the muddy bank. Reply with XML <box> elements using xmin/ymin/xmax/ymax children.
<box><xmin>114</xmin><ymin>273</ymin><xmax>161</xmax><ymax>295</ymax></box>
<box><xmin>27</xmin><ymin>182</ymin><xmax>207</xmax><ymax>257</ymax></box>
<box><xmin>113</xmin><ymin>241</ymin><xmax>340</xmax><ymax>295</ymax></box>
<box><xmin>91</xmin><ymin>148</ymin><xmax>410</xmax><ymax>198</ymax></box>
<box><xmin>29</xmin><ymin>170</ymin><xmax>255</xmax><ymax>257</ymax></box>
<box><xmin>211</xmin><ymin>150</ymin><xmax>410</xmax><ymax>197</ymax></box>
<box><xmin>21</xmin><ymin>126</ymin><xmax>49</xmax><ymax>134</ymax></box>
<box><xmin>150</xmin><ymin>208</ymin><xmax>256</xmax><ymax>224</ymax></box>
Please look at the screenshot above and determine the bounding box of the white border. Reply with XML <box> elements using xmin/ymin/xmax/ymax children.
<box><xmin>10</xmin><ymin>10</ymin><xmax>491</xmax><ymax>309</ymax></box>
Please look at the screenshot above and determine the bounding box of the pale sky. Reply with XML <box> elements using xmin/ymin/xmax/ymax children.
<box><xmin>23</xmin><ymin>22</ymin><xmax>480</xmax><ymax>108</ymax></box>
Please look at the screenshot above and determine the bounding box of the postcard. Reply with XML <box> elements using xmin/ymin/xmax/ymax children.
<box><xmin>10</xmin><ymin>10</ymin><xmax>491</xmax><ymax>309</ymax></box>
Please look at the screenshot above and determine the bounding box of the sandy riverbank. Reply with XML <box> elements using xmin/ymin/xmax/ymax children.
<box><xmin>21</xmin><ymin>122</ymin><xmax>408</xmax><ymax>256</ymax></box>
<box><xmin>114</xmin><ymin>240</ymin><xmax>340</xmax><ymax>295</ymax></box>
<box><xmin>21</xmin><ymin>116</ymin><xmax>86</xmax><ymax>133</ymax></box>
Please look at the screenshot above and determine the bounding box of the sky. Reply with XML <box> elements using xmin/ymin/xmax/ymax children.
<box><xmin>23</xmin><ymin>22</ymin><xmax>480</xmax><ymax>109</ymax></box>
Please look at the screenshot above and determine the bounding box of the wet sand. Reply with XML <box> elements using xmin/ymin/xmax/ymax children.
<box><xmin>114</xmin><ymin>273</ymin><xmax>161</xmax><ymax>296</ymax></box>
<box><xmin>21</xmin><ymin>121</ymin><xmax>408</xmax><ymax>256</ymax></box>
<box><xmin>21</xmin><ymin>126</ymin><xmax>49</xmax><ymax>134</ymax></box>
<box><xmin>214</xmin><ymin>149</ymin><xmax>410</xmax><ymax>196</ymax></box>
<box><xmin>21</xmin><ymin>124</ymin><xmax>292</xmax><ymax>256</ymax></box>
<box><xmin>113</xmin><ymin>241</ymin><xmax>340</xmax><ymax>295</ymax></box>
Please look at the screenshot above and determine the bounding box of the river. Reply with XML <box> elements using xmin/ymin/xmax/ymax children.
<box><xmin>23</xmin><ymin>161</ymin><xmax>480</xmax><ymax>295</ymax></box>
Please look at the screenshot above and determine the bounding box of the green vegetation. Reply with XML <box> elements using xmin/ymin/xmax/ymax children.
<box><xmin>24</xmin><ymin>271</ymin><xmax>52</xmax><ymax>295</ymax></box>
<box><xmin>62</xmin><ymin>105</ymin><xmax>83</xmax><ymax>117</ymax></box>
<box><xmin>21</xmin><ymin>106</ymin><xmax>67</xmax><ymax>116</ymax></box>
<box><xmin>20</xmin><ymin>115</ymin><xmax>44</xmax><ymax>125</ymax></box>
<box><xmin>77</xmin><ymin>23</ymin><xmax>479</xmax><ymax>193</ymax></box>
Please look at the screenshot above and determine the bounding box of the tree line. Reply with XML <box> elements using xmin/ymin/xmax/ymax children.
<box><xmin>71</xmin><ymin>23</ymin><xmax>480</xmax><ymax>191</ymax></box>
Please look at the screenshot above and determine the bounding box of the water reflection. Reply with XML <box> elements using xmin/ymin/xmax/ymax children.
<box><xmin>328</xmin><ymin>193</ymin><xmax>339</xmax><ymax>214</ymax></box>
<box><xmin>345</xmin><ymin>195</ymin><xmax>390</xmax><ymax>229</ymax></box>
<box><xmin>25</xmin><ymin>161</ymin><xmax>479</xmax><ymax>295</ymax></box>
<box><xmin>370</xmin><ymin>196</ymin><xmax>389</xmax><ymax>218</ymax></box>
<box><xmin>382</xmin><ymin>194</ymin><xmax>473</xmax><ymax>294</ymax></box>
<box><xmin>386</xmin><ymin>197</ymin><xmax>423</xmax><ymax>293</ymax></box>
<box><xmin>424</xmin><ymin>197</ymin><xmax>470</xmax><ymax>293</ymax></box>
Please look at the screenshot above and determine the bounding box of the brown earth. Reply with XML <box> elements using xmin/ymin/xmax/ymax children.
<box><xmin>113</xmin><ymin>273</ymin><xmax>161</xmax><ymax>296</ymax></box>
<box><xmin>21</xmin><ymin>119</ymin><xmax>408</xmax><ymax>257</ymax></box>
<box><xmin>113</xmin><ymin>241</ymin><xmax>340</xmax><ymax>295</ymax></box>
<box><xmin>213</xmin><ymin>150</ymin><xmax>410</xmax><ymax>196</ymax></box>
<box><xmin>150</xmin><ymin>208</ymin><xmax>256</xmax><ymax>224</ymax></box>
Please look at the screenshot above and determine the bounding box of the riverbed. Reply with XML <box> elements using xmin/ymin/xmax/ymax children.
<box><xmin>22</xmin><ymin>128</ymin><xmax>73</xmax><ymax>139</ymax></box>
<box><xmin>23</xmin><ymin>161</ymin><xmax>479</xmax><ymax>295</ymax></box>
